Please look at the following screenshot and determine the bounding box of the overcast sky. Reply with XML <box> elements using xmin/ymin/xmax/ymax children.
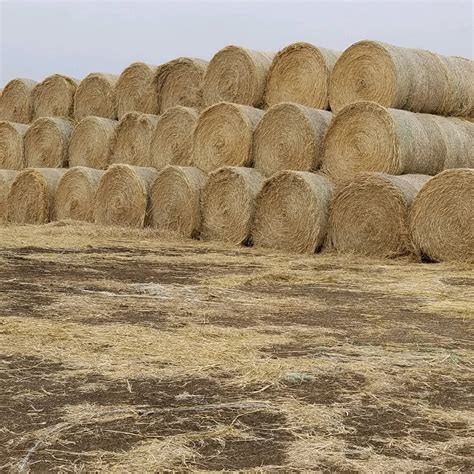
<box><xmin>0</xmin><ymin>0</ymin><xmax>472</xmax><ymax>86</ymax></box>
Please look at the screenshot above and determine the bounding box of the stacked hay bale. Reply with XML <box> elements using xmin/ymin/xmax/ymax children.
<box><xmin>0</xmin><ymin>78</ymin><xmax>37</xmax><ymax>123</ymax></box>
<box><xmin>0</xmin><ymin>170</ymin><xmax>19</xmax><ymax>221</ymax></box>
<box><xmin>0</xmin><ymin>121</ymin><xmax>29</xmax><ymax>169</ymax></box>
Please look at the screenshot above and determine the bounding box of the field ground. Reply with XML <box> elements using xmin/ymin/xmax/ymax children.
<box><xmin>0</xmin><ymin>223</ymin><xmax>473</xmax><ymax>472</ymax></box>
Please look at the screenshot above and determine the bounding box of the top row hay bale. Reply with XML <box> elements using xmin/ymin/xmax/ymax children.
<box><xmin>0</xmin><ymin>78</ymin><xmax>37</xmax><ymax>123</ymax></box>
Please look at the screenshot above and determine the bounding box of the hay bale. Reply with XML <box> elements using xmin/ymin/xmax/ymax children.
<box><xmin>252</xmin><ymin>171</ymin><xmax>334</xmax><ymax>253</ymax></box>
<box><xmin>7</xmin><ymin>168</ymin><xmax>67</xmax><ymax>224</ymax></box>
<box><xmin>115</xmin><ymin>62</ymin><xmax>159</xmax><ymax>118</ymax></box>
<box><xmin>253</xmin><ymin>102</ymin><xmax>332</xmax><ymax>177</ymax></box>
<box><xmin>193</xmin><ymin>102</ymin><xmax>263</xmax><ymax>173</ymax></box>
<box><xmin>73</xmin><ymin>72</ymin><xmax>118</xmax><ymax>121</ymax></box>
<box><xmin>24</xmin><ymin>117</ymin><xmax>74</xmax><ymax>168</ymax></box>
<box><xmin>327</xmin><ymin>173</ymin><xmax>430</xmax><ymax>257</ymax></box>
<box><xmin>321</xmin><ymin>101</ymin><xmax>474</xmax><ymax>182</ymax></box>
<box><xmin>69</xmin><ymin>117</ymin><xmax>118</xmax><ymax>169</ymax></box>
<box><xmin>0</xmin><ymin>170</ymin><xmax>19</xmax><ymax>222</ymax></box>
<box><xmin>202</xmin><ymin>45</ymin><xmax>274</xmax><ymax>107</ymax></box>
<box><xmin>149</xmin><ymin>165</ymin><xmax>206</xmax><ymax>238</ymax></box>
<box><xmin>0</xmin><ymin>78</ymin><xmax>37</xmax><ymax>123</ymax></box>
<box><xmin>264</xmin><ymin>42</ymin><xmax>340</xmax><ymax>109</ymax></box>
<box><xmin>329</xmin><ymin>40</ymin><xmax>474</xmax><ymax>117</ymax></box>
<box><xmin>410</xmin><ymin>169</ymin><xmax>474</xmax><ymax>262</ymax></box>
<box><xmin>54</xmin><ymin>166</ymin><xmax>105</xmax><ymax>222</ymax></box>
<box><xmin>149</xmin><ymin>106</ymin><xmax>198</xmax><ymax>169</ymax></box>
<box><xmin>0</xmin><ymin>121</ymin><xmax>29</xmax><ymax>169</ymax></box>
<box><xmin>94</xmin><ymin>164</ymin><xmax>158</xmax><ymax>227</ymax></box>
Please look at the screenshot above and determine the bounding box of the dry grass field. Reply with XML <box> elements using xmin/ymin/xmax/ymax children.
<box><xmin>1</xmin><ymin>223</ymin><xmax>473</xmax><ymax>472</ymax></box>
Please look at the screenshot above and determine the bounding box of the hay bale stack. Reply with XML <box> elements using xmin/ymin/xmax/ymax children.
<box><xmin>149</xmin><ymin>165</ymin><xmax>206</xmax><ymax>238</ymax></box>
<box><xmin>0</xmin><ymin>170</ymin><xmax>19</xmax><ymax>222</ymax></box>
<box><xmin>73</xmin><ymin>72</ymin><xmax>118</xmax><ymax>121</ymax></box>
<box><xmin>264</xmin><ymin>42</ymin><xmax>340</xmax><ymax>109</ymax></box>
<box><xmin>149</xmin><ymin>106</ymin><xmax>198</xmax><ymax>169</ymax></box>
<box><xmin>202</xmin><ymin>46</ymin><xmax>274</xmax><ymax>107</ymax></box>
<box><xmin>94</xmin><ymin>164</ymin><xmax>158</xmax><ymax>227</ymax></box>
<box><xmin>54</xmin><ymin>166</ymin><xmax>105</xmax><ymax>222</ymax></box>
<box><xmin>193</xmin><ymin>102</ymin><xmax>263</xmax><ymax>173</ymax></box>
<box><xmin>7</xmin><ymin>168</ymin><xmax>67</xmax><ymax>224</ymax></box>
<box><xmin>329</xmin><ymin>40</ymin><xmax>474</xmax><ymax>117</ymax></box>
<box><xmin>24</xmin><ymin>117</ymin><xmax>74</xmax><ymax>168</ymax></box>
<box><xmin>252</xmin><ymin>171</ymin><xmax>334</xmax><ymax>253</ymax></box>
<box><xmin>410</xmin><ymin>169</ymin><xmax>474</xmax><ymax>262</ymax></box>
<box><xmin>0</xmin><ymin>78</ymin><xmax>37</xmax><ymax>123</ymax></box>
<box><xmin>253</xmin><ymin>102</ymin><xmax>332</xmax><ymax>177</ymax></box>
<box><xmin>0</xmin><ymin>121</ymin><xmax>29</xmax><ymax>169</ymax></box>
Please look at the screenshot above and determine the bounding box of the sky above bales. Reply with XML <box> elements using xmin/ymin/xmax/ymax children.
<box><xmin>0</xmin><ymin>0</ymin><xmax>472</xmax><ymax>85</ymax></box>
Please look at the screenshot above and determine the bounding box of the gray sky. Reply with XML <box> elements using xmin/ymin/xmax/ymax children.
<box><xmin>0</xmin><ymin>0</ymin><xmax>473</xmax><ymax>86</ymax></box>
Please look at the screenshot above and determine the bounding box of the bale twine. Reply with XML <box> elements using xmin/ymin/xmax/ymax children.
<box><xmin>115</xmin><ymin>62</ymin><xmax>159</xmax><ymax>118</ymax></box>
<box><xmin>410</xmin><ymin>169</ymin><xmax>474</xmax><ymax>262</ymax></box>
<box><xmin>54</xmin><ymin>166</ymin><xmax>105</xmax><ymax>222</ymax></box>
<box><xmin>253</xmin><ymin>102</ymin><xmax>332</xmax><ymax>177</ymax></box>
<box><xmin>149</xmin><ymin>165</ymin><xmax>206</xmax><ymax>238</ymax></box>
<box><xmin>0</xmin><ymin>78</ymin><xmax>37</xmax><ymax>123</ymax></box>
<box><xmin>193</xmin><ymin>102</ymin><xmax>263</xmax><ymax>173</ymax></box>
<box><xmin>0</xmin><ymin>170</ymin><xmax>19</xmax><ymax>222</ymax></box>
<box><xmin>252</xmin><ymin>171</ymin><xmax>334</xmax><ymax>254</ymax></box>
<box><xmin>24</xmin><ymin>117</ymin><xmax>74</xmax><ymax>168</ymax></box>
<box><xmin>202</xmin><ymin>45</ymin><xmax>274</xmax><ymax>107</ymax></box>
<box><xmin>32</xmin><ymin>74</ymin><xmax>79</xmax><ymax>119</ymax></box>
<box><xmin>0</xmin><ymin>121</ymin><xmax>29</xmax><ymax>169</ymax></box>
<box><xmin>264</xmin><ymin>42</ymin><xmax>340</xmax><ymax>109</ymax></box>
<box><xmin>327</xmin><ymin>173</ymin><xmax>430</xmax><ymax>258</ymax></box>
<box><xmin>73</xmin><ymin>72</ymin><xmax>118</xmax><ymax>121</ymax></box>
<box><xmin>93</xmin><ymin>164</ymin><xmax>158</xmax><ymax>227</ymax></box>
<box><xmin>7</xmin><ymin>168</ymin><xmax>67</xmax><ymax>224</ymax></box>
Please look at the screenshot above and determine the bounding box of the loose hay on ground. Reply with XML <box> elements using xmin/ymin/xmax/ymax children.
<box><xmin>0</xmin><ymin>78</ymin><xmax>37</xmax><ymax>123</ymax></box>
<box><xmin>0</xmin><ymin>121</ymin><xmax>29</xmax><ymax>169</ymax></box>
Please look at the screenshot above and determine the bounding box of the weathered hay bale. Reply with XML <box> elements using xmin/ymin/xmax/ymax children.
<box><xmin>94</xmin><ymin>164</ymin><xmax>158</xmax><ymax>227</ymax></box>
<box><xmin>410</xmin><ymin>169</ymin><xmax>474</xmax><ymax>262</ymax></box>
<box><xmin>149</xmin><ymin>165</ymin><xmax>206</xmax><ymax>238</ymax></box>
<box><xmin>202</xmin><ymin>45</ymin><xmax>274</xmax><ymax>107</ymax></box>
<box><xmin>54</xmin><ymin>166</ymin><xmax>105</xmax><ymax>222</ymax></box>
<box><xmin>115</xmin><ymin>62</ymin><xmax>159</xmax><ymax>118</ymax></box>
<box><xmin>7</xmin><ymin>168</ymin><xmax>67</xmax><ymax>224</ymax></box>
<box><xmin>0</xmin><ymin>170</ymin><xmax>19</xmax><ymax>222</ymax></box>
<box><xmin>264</xmin><ymin>42</ymin><xmax>340</xmax><ymax>109</ymax></box>
<box><xmin>329</xmin><ymin>40</ymin><xmax>474</xmax><ymax>117</ymax></box>
<box><xmin>193</xmin><ymin>102</ymin><xmax>263</xmax><ymax>173</ymax></box>
<box><xmin>0</xmin><ymin>78</ymin><xmax>37</xmax><ymax>123</ymax></box>
<box><xmin>32</xmin><ymin>74</ymin><xmax>79</xmax><ymax>119</ymax></box>
<box><xmin>0</xmin><ymin>121</ymin><xmax>29</xmax><ymax>169</ymax></box>
<box><xmin>149</xmin><ymin>106</ymin><xmax>198</xmax><ymax>169</ymax></box>
<box><xmin>253</xmin><ymin>102</ymin><xmax>332</xmax><ymax>177</ymax></box>
<box><xmin>73</xmin><ymin>72</ymin><xmax>118</xmax><ymax>121</ymax></box>
<box><xmin>24</xmin><ymin>117</ymin><xmax>74</xmax><ymax>168</ymax></box>
<box><xmin>252</xmin><ymin>171</ymin><xmax>334</xmax><ymax>253</ymax></box>
<box><xmin>69</xmin><ymin>116</ymin><xmax>118</xmax><ymax>169</ymax></box>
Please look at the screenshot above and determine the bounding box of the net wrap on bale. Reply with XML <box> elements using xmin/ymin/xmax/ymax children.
<box><xmin>0</xmin><ymin>78</ymin><xmax>37</xmax><ymax>123</ymax></box>
<box><xmin>0</xmin><ymin>121</ymin><xmax>29</xmax><ymax>169</ymax></box>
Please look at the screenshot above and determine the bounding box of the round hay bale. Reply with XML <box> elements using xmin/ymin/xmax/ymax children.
<box><xmin>54</xmin><ymin>166</ymin><xmax>105</xmax><ymax>222</ymax></box>
<box><xmin>193</xmin><ymin>102</ymin><xmax>263</xmax><ymax>173</ymax></box>
<box><xmin>264</xmin><ymin>42</ymin><xmax>340</xmax><ymax>109</ymax></box>
<box><xmin>0</xmin><ymin>78</ymin><xmax>37</xmax><ymax>123</ymax></box>
<box><xmin>115</xmin><ymin>62</ymin><xmax>159</xmax><ymax>118</ymax></box>
<box><xmin>327</xmin><ymin>173</ymin><xmax>430</xmax><ymax>257</ymax></box>
<box><xmin>149</xmin><ymin>106</ymin><xmax>198</xmax><ymax>169</ymax></box>
<box><xmin>202</xmin><ymin>45</ymin><xmax>274</xmax><ymax>107</ymax></box>
<box><xmin>149</xmin><ymin>165</ymin><xmax>206</xmax><ymax>238</ymax></box>
<box><xmin>252</xmin><ymin>171</ymin><xmax>334</xmax><ymax>254</ymax></box>
<box><xmin>0</xmin><ymin>170</ymin><xmax>19</xmax><ymax>222</ymax></box>
<box><xmin>7</xmin><ymin>168</ymin><xmax>67</xmax><ymax>224</ymax></box>
<box><xmin>94</xmin><ymin>164</ymin><xmax>158</xmax><ymax>227</ymax></box>
<box><xmin>24</xmin><ymin>117</ymin><xmax>74</xmax><ymax>168</ymax></box>
<box><xmin>0</xmin><ymin>121</ymin><xmax>29</xmax><ymax>169</ymax></box>
<box><xmin>410</xmin><ymin>169</ymin><xmax>474</xmax><ymax>262</ymax></box>
<box><xmin>73</xmin><ymin>72</ymin><xmax>118</xmax><ymax>121</ymax></box>
<box><xmin>253</xmin><ymin>102</ymin><xmax>332</xmax><ymax>177</ymax></box>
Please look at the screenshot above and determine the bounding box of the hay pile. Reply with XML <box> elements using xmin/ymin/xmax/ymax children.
<box><xmin>149</xmin><ymin>165</ymin><xmax>206</xmax><ymax>238</ymax></box>
<box><xmin>253</xmin><ymin>102</ymin><xmax>332</xmax><ymax>177</ymax></box>
<box><xmin>0</xmin><ymin>170</ymin><xmax>19</xmax><ymax>222</ymax></box>
<box><xmin>193</xmin><ymin>102</ymin><xmax>263</xmax><ymax>173</ymax></box>
<box><xmin>264</xmin><ymin>42</ymin><xmax>339</xmax><ymax>109</ymax></box>
<box><xmin>0</xmin><ymin>78</ymin><xmax>37</xmax><ymax>123</ymax></box>
<box><xmin>410</xmin><ymin>169</ymin><xmax>474</xmax><ymax>262</ymax></box>
<box><xmin>252</xmin><ymin>171</ymin><xmax>334</xmax><ymax>253</ymax></box>
<box><xmin>0</xmin><ymin>121</ymin><xmax>29</xmax><ymax>169</ymax></box>
<box><xmin>24</xmin><ymin>117</ymin><xmax>74</xmax><ymax>168</ymax></box>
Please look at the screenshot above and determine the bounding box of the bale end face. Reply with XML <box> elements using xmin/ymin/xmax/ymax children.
<box><xmin>0</xmin><ymin>170</ymin><xmax>19</xmax><ymax>221</ymax></box>
<box><xmin>0</xmin><ymin>121</ymin><xmax>29</xmax><ymax>170</ymax></box>
<box><xmin>0</xmin><ymin>78</ymin><xmax>37</xmax><ymax>124</ymax></box>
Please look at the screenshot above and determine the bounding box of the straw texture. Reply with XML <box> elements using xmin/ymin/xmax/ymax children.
<box><xmin>0</xmin><ymin>170</ymin><xmax>19</xmax><ymax>222</ymax></box>
<box><xmin>0</xmin><ymin>121</ymin><xmax>29</xmax><ymax>169</ymax></box>
<box><xmin>0</xmin><ymin>78</ymin><xmax>37</xmax><ymax>123</ymax></box>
